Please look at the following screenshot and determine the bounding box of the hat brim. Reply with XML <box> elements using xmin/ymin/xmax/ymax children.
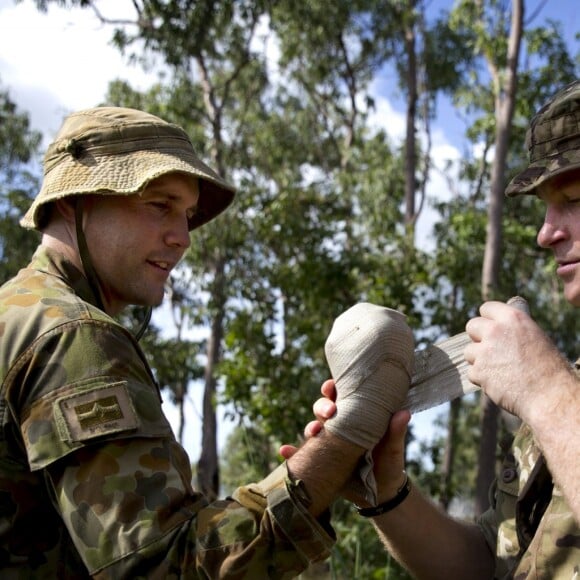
<box><xmin>21</xmin><ymin>147</ymin><xmax>235</xmax><ymax>230</ymax></box>
<box><xmin>506</xmin><ymin>153</ymin><xmax>580</xmax><ymax>197</ymax></box>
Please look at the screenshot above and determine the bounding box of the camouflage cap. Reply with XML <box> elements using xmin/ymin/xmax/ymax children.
<box><xmin>21</xmin><ymin>106</ymin><xmax>236</xmax><ymax>230</ymax></box>
<box><xmin>506</xmin><ymin>80</ymin><xmax>580</xmax><ymax>197</ymax></box>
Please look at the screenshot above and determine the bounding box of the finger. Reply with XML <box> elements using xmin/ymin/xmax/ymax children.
<box><xmin>373</xmin><ymin>409</ymin><xmax>411</xmax><ymax>460</ymax></box>
<box><xmin>506</xmin><ymin>296</ymin><xmax>530</xmax><ymax>314</ymax></box>
<box><xmin>313</xmin><ymin>397</ymin><xmax>336</xmax><ymax>421</ymax></box>
<box><xmin>479</xmin><ymin>299</ymin><xmax>524</xmax><ymax>320</ymax></box>
<box><xmin>304</xmin><ymin>419</ymin><xmax>323</xmax><ymax>438</ymax></box>
<box><xmin>465</xmin><ymin>301</ymin><xmax>509</xmax><ymax>339</ymax></box>
<box><xmin>466</xmin><ymin>365</ymin><xmax>481</xmax><ymax>388</ymax></box>
<box><xmin>387</xmin><ymin>409</ymin><xmax>411</xmax><ymax>441</ymax></box>
<box><xmin>280</xmin><ymin>416</ymin><xmax>327</xmax><ymax>459</ymax></box>
<box><xmin>320</xmin><ymin>378</ymin><xmax>336</xmax><ymax>400</ymax></box>
<box><xmin>478</xmin><ymin>300</ymin><xmax>504</xmax><ymax>317</ymax></box>
<box><xmin>279</xmin><ymin>444</ymin><xmax>299</xmax><ymax>460</ymax></box>
<box><xmin>463</xmin><ymin>342</ymin><xmax>475</xmax><ymax>365</ymax></box>
<box><xmin>465</xmin><ymin>316</ymin><xmax>487</xmax><ymax>341</ymax></box>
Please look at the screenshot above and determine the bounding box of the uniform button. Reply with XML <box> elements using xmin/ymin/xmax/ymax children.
<box><xmin>502</xmin><ymin>468</ymin><xmax>517</xmax><ymax>483</ymax></box>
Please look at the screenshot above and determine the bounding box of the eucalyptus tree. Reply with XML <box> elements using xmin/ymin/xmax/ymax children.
<box><xmin>447</xmin><ymin>0</ymin><xmax>525</xmax><ymax>516</ymax></box>
<box><xmin>358</xmin><ymin>0</ymin><xmax>475</xmax><ymax>240</ymax></box>
<box><xmin>429</xmin><ymin>0</ymin><xmax>578</xmax><ymax>514</ymax></box>
<box><xmin>218</xmin><ymin>0</ymin><xmax>417</xmax><ymax>447</ymax></box>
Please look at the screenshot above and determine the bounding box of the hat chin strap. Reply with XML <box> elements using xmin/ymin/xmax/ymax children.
<box><xmin>135</xmin><ymin>306</ymin><xmax>152</xmax><ymax>342</ymax></box>
<box><xmin>74</xmin><ymin>200</ymin><xmax>151</xmax><ymax>341</ymax></box>
<box><xmin>75</xmin><ymin>200</ymin><xmax>105</xmax><ymax>313</ymax></box>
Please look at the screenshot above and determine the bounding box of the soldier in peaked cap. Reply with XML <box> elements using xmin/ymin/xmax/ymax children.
<box><xmin>0</xmin><ymin>106</ymin><xmax>386</xmax><ymax>578</ymax></box>
<box><xmin>287</xmin><ymin>81</ymin><xmax>580</xmax><ymax>578</ymax></box>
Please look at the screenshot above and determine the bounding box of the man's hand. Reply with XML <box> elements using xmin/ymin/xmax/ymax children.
<box><xmin>464</xmin><ymin>300</ymin><xmax>572</xmax><ymax>421</ymax></box>
<box><xmin>279</xmin><ymin>379</ymin><xmax>411</xmax><ymax>507</ymax></box>
<box><xmin>279</xmin><ymin>379</ymin><xmax>337</xmax><ymax>460</ymax></box>
<box><xmin>356</xmin><ymin>409</ymin><xmax>410</xmax><ymax>507</ymax></box>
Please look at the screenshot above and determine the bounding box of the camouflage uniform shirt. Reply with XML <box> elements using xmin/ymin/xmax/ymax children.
<box><xmin>0</xmin><ymin>246</ymin><xmax>335</xmax><ymax>579</ymax></box>
<box><xmin>478</xmin><ymin>417</ymin><xmax>580</xmax><ymax>578</ymax></box>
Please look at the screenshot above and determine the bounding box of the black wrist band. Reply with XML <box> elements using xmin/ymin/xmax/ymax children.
<box><xmin>355</xmin><ymin>473</ymin><xmax>412</xmax><ymax>517</ymax></box>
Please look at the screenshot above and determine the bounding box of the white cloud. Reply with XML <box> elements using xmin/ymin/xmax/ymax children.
<box><xmin>365</xmin><ymin>92</ymin><xmax>463</xmax><ymax>251</ymax></box>
<box><xmin>0</xmin><ymin>0</ymin><xmax>153</xmax><ymax>143</ymax></box>
<box><xmin>367</xmin><ymin>93</ymin><xmax>407</xmax><ymax>141</ymax></box>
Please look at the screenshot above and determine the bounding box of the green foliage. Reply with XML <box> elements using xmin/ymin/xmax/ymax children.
<box><xmin>425</xmin><ymin>198</ymin><xmax>487</xmax><ymax>334</ymax></box>
<box><xmin>0</xmin><ymin>186</ymin><xmax>41</xmax><ymax>284</ymax></box>
<box><xmin>0</xmin><ymin>90</ymin><xmax>40</xmax><ymax>169</ymax></box>
<box><xmin>0</xmin><ymin>84</ymin><xmax>42</xmax><ymax>283</ymax></box>
<box><xmin>220</xmin><ymin>424</ymin><xmax>279</xmax><ymax>495</ymax></box>
<box><xmin>422</xmin><ymin>15</ymin><xmax>477</xmax><ymax>95</ymax></box>
<box><xmin>8</xmin><ymin>1</ymin><xmax>580</xmax><ymax>574</ymax></box>
<box><xmin>415</xmin><ymin>396</ymin><xmax>480</xmax><ymax>501</ymax></box>
<box><xmin>271</xmin><ymin>0</ymin><xmax>377</xmax><ymax>88</ymax></box>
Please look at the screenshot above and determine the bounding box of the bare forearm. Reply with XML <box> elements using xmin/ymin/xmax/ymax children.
<box><xmin>370</xmin><ymin>484</ymin><xmax>494</xmax><ymax>579</ymax></box>
<box><xmin>287</xmin><ymin>429</ymin><xmax>365</xmax><ymax>516</ymax></box>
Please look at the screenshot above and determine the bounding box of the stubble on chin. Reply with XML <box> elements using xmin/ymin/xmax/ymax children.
<box><xmin>561</xmin><ymin>276</ymin><xmax>580</xmax><ymax>307</ymax></box>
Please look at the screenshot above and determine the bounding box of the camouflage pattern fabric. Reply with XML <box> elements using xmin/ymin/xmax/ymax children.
<box><xmin>477</xmin><ymin>395</ymin><xmax>580</xmax><ymax>578</ymax></box>
<box><xmin>0</xmin><ymin>246</ymin><xmax>334</xmax><ymax>578</ymax></box>
<box><xmin>506</xmin><ymin>80</ymin><xmax>580</xmax><ymax>197</ymax></box>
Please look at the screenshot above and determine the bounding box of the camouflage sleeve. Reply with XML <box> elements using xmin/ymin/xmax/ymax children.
<box><xmin>14</xmin><ymin>320</ymin><xmax>334</xmax><ymax>578</ymax></box>
<box><xmin>476</xmin><ymin>466</ymin><xmax>520</xmax><ymax>578</ymax></box>
<box><xmin>46</xmin><ymin>444</ymin><xmax>333</xmax><ymax>579</ymax></box>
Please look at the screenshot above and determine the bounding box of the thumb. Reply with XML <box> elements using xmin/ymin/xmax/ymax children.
<box><xmin>373</xmin><ymin>409</ymin><xmax>411</xmax><ymax>469</ymax></box>
<box><xmin>346</xmin><ymin>410</ymin><xmax>410</xmax><ymax>507</ymax></box>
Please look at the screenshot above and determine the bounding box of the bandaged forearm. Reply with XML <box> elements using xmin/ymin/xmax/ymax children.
<box><xmin>324</xmin><ymin>303</ymin><xmax>414</xmax><ymax>449</ymax></box>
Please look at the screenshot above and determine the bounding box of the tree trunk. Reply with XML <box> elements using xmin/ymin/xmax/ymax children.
<box><xmin>403</xmin><ymin>0</ymin><xmax>418</xmax><ymax>232</ymax></box>
<box><xmin>197</xmin><ymin>254</ymin><xmax>227</xmax><ymax>500</ymax></box>
<box><xmin>475</xmin><ymin>0</ymin><xmax>523</xmax><ymax>516</ymax></box>
<box><xmin>439</xmin><ymin>397</ymin><xmax>461</xmax><ymax>512</ymax></box>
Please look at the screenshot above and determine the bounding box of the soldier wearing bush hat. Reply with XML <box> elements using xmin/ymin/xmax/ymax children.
<box><xmin>0</xmin><ymin>106</ymin><xmax>374</xmax><ymax>577</ymax></box>
<box><xmin>292</xmin><ymin>81</ymin><xmax>580</xmax><ymax>579</ymax></box>
<box><xmin>468</xmin><ymin>81</ymin><xmax>580</xmax><ymax>575</ymax></box>
<box><xmin>470</xmin><ymin>80</ymin><xmax>580</xmax><ymax>576</ymax></box>
<box><xmin>20</xmin><ymin>107</ymin><xmax>236</xmax><ymax>336</ymax></box>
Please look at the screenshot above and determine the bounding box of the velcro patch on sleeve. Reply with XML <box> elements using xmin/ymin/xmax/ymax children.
<box><xmin>55</xmin><ymin>382</ymin><xmax>139</xmax><ymax>443</ymax></box>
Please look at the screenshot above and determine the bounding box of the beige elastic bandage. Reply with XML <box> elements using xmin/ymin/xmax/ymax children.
<box><xmin>324</xmin><ymin>302</ymin><xmax>414</xmax><ymax>504</ymax></box>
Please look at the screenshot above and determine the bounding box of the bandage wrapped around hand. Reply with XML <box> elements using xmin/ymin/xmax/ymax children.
<box><xmin>324</xmin><ymin>302</ymin><xmax>414</xmax><ymax>504</ymax></box>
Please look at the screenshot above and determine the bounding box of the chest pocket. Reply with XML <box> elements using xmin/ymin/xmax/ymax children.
<box><xmin>494</xmin><ymin>450</ymin><xmax>520</xmax><ymax>513</ymax></box>
<box><xmin>492</xmin><ymin>451</ymin><xmax>523</xmax><ymax>576</ymax></box>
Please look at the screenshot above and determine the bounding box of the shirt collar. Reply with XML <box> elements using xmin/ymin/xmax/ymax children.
<box><xmin>29</xmin><ymin>245</ymin><xmax>103</xmax><ymax>309</ymax></box>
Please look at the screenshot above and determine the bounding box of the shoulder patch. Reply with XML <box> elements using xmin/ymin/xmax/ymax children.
<box><xmin>55</xmin><ymin>382</ymin><xmax>139</xmax><ymax>442</ymax></box>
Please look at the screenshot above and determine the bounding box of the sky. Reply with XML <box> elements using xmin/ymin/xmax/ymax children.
<box><xmin>0</xmin><ymin>0</ymin><xmax>578</xmax><ymax>462</ymax></box>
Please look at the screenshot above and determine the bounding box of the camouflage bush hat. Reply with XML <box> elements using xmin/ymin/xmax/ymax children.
<box><xmin>506</xmin><ymin>80</ymin><xmax>580</xmax><ymax>196</ymax></box>
<box><xmin>21</xmin><ymin>106</ymin><xmax>236</xmax><ymax>230</ymax></box>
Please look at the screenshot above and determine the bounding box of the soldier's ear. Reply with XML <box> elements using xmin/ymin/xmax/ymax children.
<box><xmin>54</xmin><ymin>197</ymin><xmax>77</xmax><ymax>224</ymax></box>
